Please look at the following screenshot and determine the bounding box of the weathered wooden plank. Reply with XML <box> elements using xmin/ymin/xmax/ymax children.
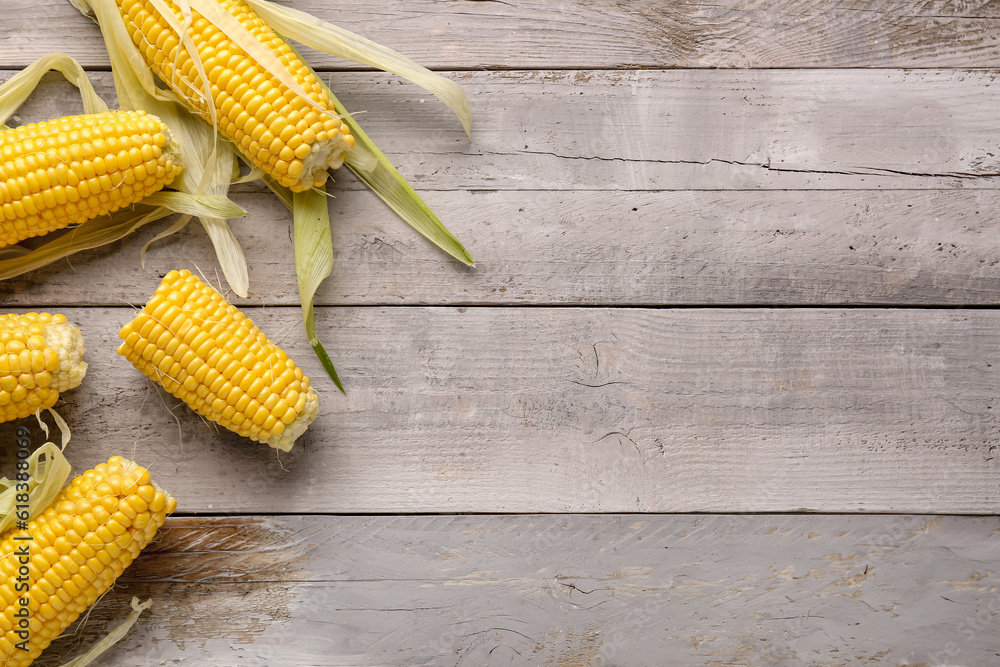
<box><xmin>7</xmin><ymin>0</ymin><xmax>1000</xmax><ymax>71</ymax></box>
<box><xmin>5</xmin><ymin>188</ymin><xmax>1000</xmax><ymax>308</ymax></box>
<box><xmin>6</xmin><ymin>69</ymin><xmax>1000</xmax><ymax>192</ymax></box>
<box><xmin>0</xmin><ymin>307</ymin><xmax>997</xmax><ymax>514</ymax></box>
<box><xmin>32</xmin><ymin>514</ymin><xmax>1000</xmax><ymax>666</ymax></box>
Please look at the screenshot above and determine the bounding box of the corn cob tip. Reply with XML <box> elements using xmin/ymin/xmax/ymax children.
<box><xmin>117</xmin><ymin>269</ymin><xmax>319</xmax><ymax>450</ymax></box>
<box><xmin>0</xmin><ymin>313</ymin><xmax>87</xmax><ymax>424</ymax></box>
<box><xmin>266</xmin><ymin>389</ymin><xmax>318</xmax><ymax>452</ymax></box>
<box><xmin>112</xmin><ymin>455</ymin><xmax>179</xmax><ymax>515</ymax></box>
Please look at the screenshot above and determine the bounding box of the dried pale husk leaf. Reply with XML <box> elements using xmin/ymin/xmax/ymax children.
<box><xmin>0</xmin><ymin>190</ymin><xmax>243</xmax><ymax>281</ymax></box>
<box><xmin>245</xmin><ymin>0</ymin><xmax>471</xmax><ymax>138</ymax></box>
<box><xmin>59</xmin><ymin>597</ymin><xmax>153</xmax><ymax>667</ymax></box>
<box><xmin>142</xmin><ymin>192</ymin><xmax>247</xmax><ymax>219</ymax></box>
<box><xmin>0</xmin><ymin>52</ymin><xmax>107</xmax><ymax>123</ymax></box>
<box><xmin>200</xmin><ymin>215</ymin><xmax>249</xmax><ymax>294</ymax></box>
<box><xmin>0</xmin><ymin>205</ymin><xmax>171</xmax><ymax>280</ymax></box>
<box><xmin>0</xmin><ymin>410</ymin><xmax>72</xmax><ymax>536</ymax></box>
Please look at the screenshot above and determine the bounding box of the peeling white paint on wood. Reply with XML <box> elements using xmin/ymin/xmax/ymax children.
<box><xmin>32</xmin><ymin>515</ymin><xmax>1000</xmax><ymax>666</ymax></box>
<box><xmin>0</xmin><ymin>307</ymin><xmax>995</xmax><ymax>514</ymax></box>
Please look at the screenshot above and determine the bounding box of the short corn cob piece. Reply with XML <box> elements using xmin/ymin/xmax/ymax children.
<box><xmin>118</xmin><ymin>269</ymin><xmax>319</xmax><ymax>451</ymax></box>
<box><xmin>116</xmin><ymin>0</ymin><xmax>355</xmax><ymax>193</ymax></box>
<box><xmin>0</xmin><ymin>110</ymin><xmax>182</xmax><ymax>248</ymax></box>
<box><xmin>0</xmin><ymin>455</ymin><xmax>176</xmax><ymax>666</ymax></box>
<box><xmin>0</xmin><ymin>313</ymin><xmax>87</xmax><ymax>424</ymax></box>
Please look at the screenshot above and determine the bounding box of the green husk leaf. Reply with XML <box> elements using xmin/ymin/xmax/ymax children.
<box><xmin>0</xmin><ymin>52</ymin><xmax>107</xmax><ymax>123</ymax></box>
<box><xmin>245</xmin><ymin>0</ymin><xmax>472</xmax><ymax>138</ymax></box>
<box><xmin>199</xmin><ymin>215</ymin><xmax>249</xmax><ymax>295</ymax></box>
<box><xmin>292</xmin><ymin>187</ymin><xmax>344</xmax><ymax>392</ymax></box>
<box><xmin>0</xmin><ymin>205</ymin><xmax>173</xmax><ymax>281</ymax></box>
<box><xmin>338</xmin><ymin>109</ymin><xmax>475</xmax><ymax>266</ymax></box>
<box><xmin>282</xmin><ymin>41</ymin><xmax>475</xmax><ymax>266</ymax></box>
<box><xmin>0</xmin><ymin>410</ymin><xmax>72</xmax><ymax>535</ymax></box>
<box><xmin>59</xmin><ymin>597</ymin><xmax>152</xmax><ymax>667</ymax></box>
<box><xmin>141</xmin><ymin>192</ymin><xmax>247</xmax><ymax>219</ymax></box>
<box><xmin>233</xmin><ymin>166</ymin><xmax>266</xmax><ymax>184</ymax></box>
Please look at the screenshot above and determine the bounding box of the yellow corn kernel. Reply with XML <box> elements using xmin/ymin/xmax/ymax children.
<box><xmin>117</xmin><ymin>269</ymin><xmax>319</xmax><ymax>451</ymax></box>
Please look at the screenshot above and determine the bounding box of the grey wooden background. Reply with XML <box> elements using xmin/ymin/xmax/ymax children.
<box><xmin>1</xmin><ymin>0</ymin><xmax>999</xmax><ymax>664</ymax></box>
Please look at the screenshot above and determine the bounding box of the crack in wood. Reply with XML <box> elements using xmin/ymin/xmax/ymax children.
<box><xmin>514</xmin><ymin>149</ymin><xmax>1000</xmax><ymax>180</ymax></box>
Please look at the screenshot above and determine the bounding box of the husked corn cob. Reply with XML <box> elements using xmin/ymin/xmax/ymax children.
<box><xmin>0</xmin><ymin>455</ymin><xmax>176</xmax><ymax>666</ymax></box>
<box><xmin>118</xmin><ymin>269</ymin><xmax>319</xmax><ymax>451</ymax></box>
<box><xmin>115</xmin><ymin>0</ymin><xmax>355</xmax><ymax>192</ymax></box>
<box><xmin>0</xmin><ymin>110</ymin><xmax>181</xmax><ymax>248</ymax></box>
<box><xmin>0</xmin><ymin>314</ymin><xmax>87</xmax><ymax>424</ymax></box>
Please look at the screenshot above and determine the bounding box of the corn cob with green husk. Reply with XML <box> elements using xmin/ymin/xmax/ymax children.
<box><xmin>0</xmin><ymin>454</ymin><xmax>175</xmax><ymax>665</ymax></box>
<box><xmin>0</xmin><ymin>110</ymin><xmax>182</xmax><ymax>249</ymax></box>
<box><xmin>0</xmin><ymin>54</ymin><xmax>246</xmax><ymax>287</ymax></box>
<box><xmin>115</xmin><ymin>0</ymin><xmax>355</xmax><ymax>193</ymax></box>
<box><xmin>0</xmin><ymin>313</ymin><xmax>87</xmax><ymax>424</ymax></box>
<box><xmin>117</xmin><ymin>269</ymin><xmax>318</xmax><ymax>451</ymax></box>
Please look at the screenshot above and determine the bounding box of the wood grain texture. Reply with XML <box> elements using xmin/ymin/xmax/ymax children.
<box><xmin>30</xmin><ymin>514</ymin><xmax>1000</xmax><ymax>666</ymax></box>
<box><xmin>7</xmin><ymin>0</ymin><xmax>1000</xmax><ymax>71</ymax></box>
<box><xmin>0</xmin><ymin>307</ymin><xmax>996</xmax><ymax>514</ymax></box>
<box><xmin>6</xmin><ymin>69</ymin><xmax>1000</xmax><ymax>194</ymax></box>
<box><xmin>4</xmin><ymin>188</ymin><xmax>1000</xmax><ymax>308</ymax></box>
<box><xmin>3</xmin><ymin>1</ymin><xmax>998</xmax><ymax>664</ymax></box>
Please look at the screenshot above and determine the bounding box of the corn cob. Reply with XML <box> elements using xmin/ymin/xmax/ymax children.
<box><xmin>117</xmin><ymin>269</ymin><xmax>319</xmax><ymax>451</ymax></box>
<box><xmin>0</xmin><ymin>455</ymin><xmax>175</xmax><ymax>666</ymax></box>
<box><xmin>0</xmin><ymin>314</ymin><xmax>87</xmax><ymax>424</ymax></box>
<box><xmin>115</xmin><ymin>0</ymin><xmax>355</xmax><ymax>193</ymax></box>
<box><xmin>0</xmin><ymin>110</ymin><xmax>182</xmax><ymax>248</ymax></box>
